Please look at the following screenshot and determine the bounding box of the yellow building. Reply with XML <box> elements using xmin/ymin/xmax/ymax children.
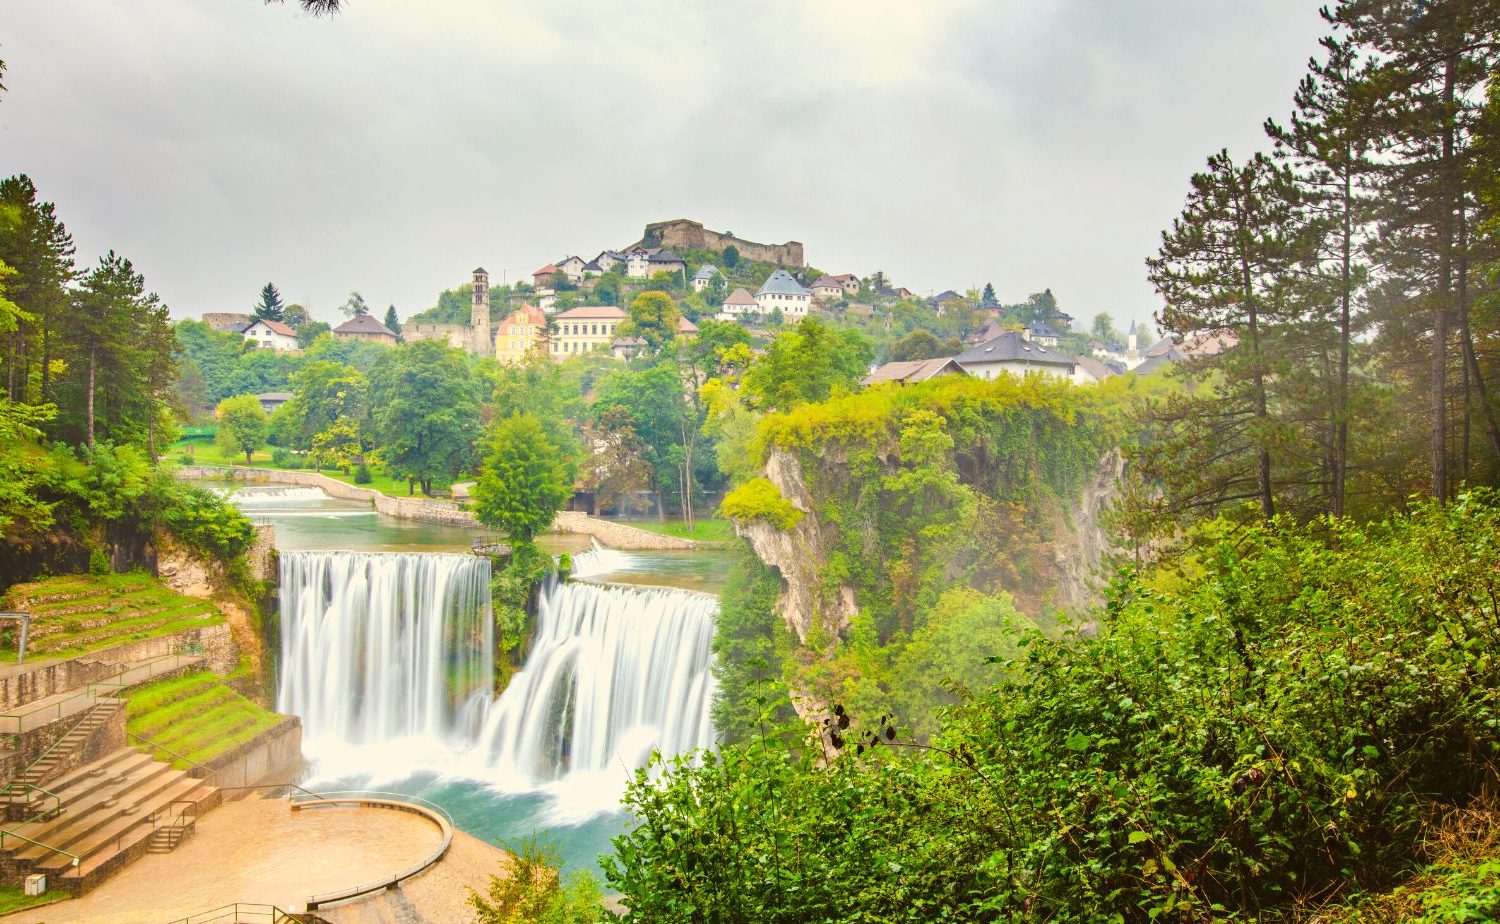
<box><xmin>550</xmin><ymin>305</ymin><xmax>626</xmax><ymax>358</ymax></box>
<box><xmin>495</xmin><ymin>303</ymin><xmax>548</xmax><ymax>365</ymax></box>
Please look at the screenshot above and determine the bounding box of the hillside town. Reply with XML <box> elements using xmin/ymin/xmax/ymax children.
<box><xmin>200</xmin><ymin>217</ymin><xmax>1218</xmax><ymax>394</ymax></box>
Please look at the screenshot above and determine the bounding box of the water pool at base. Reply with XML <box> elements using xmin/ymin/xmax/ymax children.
<box><xmin>225</xmin><ymin>483</ymin><xmax>729</xmax><ymax>877</ymax></box>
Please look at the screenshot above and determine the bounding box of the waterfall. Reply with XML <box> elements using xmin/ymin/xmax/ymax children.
<box><xmin>276</xmin><ymin>548</ymin><xmax>717</xmax><ymax>797</ymax></box>
<box><xmin>477</xmin><ymin>578</ymin><xmax>718</xmax><ymax>782</ymax></box>
<box><xmin>277</xmin><ymin>551</ymin><xmax>495</xmax><ymax>748</ymax></box>
<box><xmin>229</xmin><ymin>486</ymin><xmax>330</xmax><ymax>504</ymax></box>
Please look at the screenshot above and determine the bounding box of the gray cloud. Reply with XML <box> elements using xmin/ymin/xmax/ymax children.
<box><xmin>1</xmin><ymin>0</ymin><xmax>1326</xmax><ymax>327</ymax></box>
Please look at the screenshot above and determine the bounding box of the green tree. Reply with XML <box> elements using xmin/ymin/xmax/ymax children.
<box><xmin>309</xmin><ymin>417</ymin><xmax>364</xmax><ymax>473</ymax></box>
<box><xmin>888</xmin><ymin>329</ymin><xmax>944</xmax><ymax>362</ymax></box>
<box><xmin>215</xmin><ymin>394</ymin><xmax>268</xmax><ymax>463</ymax></box>
<box><xmin>617</xmin><ymin>291</ymin><xmax>682</xmax><ymax>354</ymax></box>
<box><xmin>705</xmin><ymin>272</ymin><xmax>727</xmax><ymax>307</ymax></box>
<box><xmin>383</xmin><ymin>304</ymin><xmax>402</xmax><ymax>341</ymax></box>
<box><xmin>340</xmin><ymin>291</ymin><xmax>369</xmax><ymax>318</ymax></box>
<box><xmin>366</xmin><ymin>340</ymin><xmax>481</xmax><ymax>495</ymax></box>
<box><xmin>0</xmin><ymin>174</ymin><xmax>76</xmax><ymax>406</ymax></box>
<box><xmin>742</xmin><ymin>318</ymin><xmax>873</xmax><ymax>411</ymax></box>
<box><xmin>1146</xmin><ymin>150</ymin><xmax>1311</xmax><ymax>521</ymax></box>
<box><xmin>722</xmin><ymin>245</ymin><xmax>740</xmax><ymax>269</ymax></box>
<box><xmin>273</xmin><ymin>359</ymin><xmax>366</xmax><ymax>450</ymax></box>
<box><xmin>253</xmin><ymin>282</ymin><xmax>284</xmax><ymax>322</ymax></box>
<box><xmin>981</xmin><ymin>281</ymin><xmax>997</xmax><ymax>303</ymax></box>
<box><xmin>69</xmin><ymin>251</ymin><xmax>173</xmax><ymax>450</ymax></box>
<box><xmin>282</xmin><ymin>303</ymin><xmax>309</xmax><ymax>329</ymax></box>
<box><xmin>295</xmin><ymin>320</ymin><xmax>330</xmax><ymax>348</ymax></box>
<box><xmin>473</xmin><ymin>414</ymin><xmax>574</xmax><ymax>543</ymax></box>
<box><xmin>468</xmin><ymin>835</ymin><xmax>601</xmax><ymax>924</ymax></box>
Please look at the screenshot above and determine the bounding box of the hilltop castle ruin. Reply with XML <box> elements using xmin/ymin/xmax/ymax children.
<box><xmin>630</xmin><ymin>219</ymin><xmax>804</xmax><ymax>268</ymax></box>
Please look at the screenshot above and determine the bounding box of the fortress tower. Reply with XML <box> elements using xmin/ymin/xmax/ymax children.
<box><xmin>469</xmin><ymin>267</ymin><xmax>492</xmax><ymax>358</ymax></box>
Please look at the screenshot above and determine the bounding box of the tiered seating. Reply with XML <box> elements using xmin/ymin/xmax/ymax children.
<box><xmin>10</xmin><ymin>700</ymin><xmax>123</xmax><ymax>790</ymax></box>
<box><xmin>0</xmin><ymin>747</ymin><xmax>219</xmax><ymax>891</ymax></box>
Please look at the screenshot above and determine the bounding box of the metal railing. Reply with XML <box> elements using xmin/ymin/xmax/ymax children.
<box><xmin>0</xmin><ymin>650</ymin><xmax>201</xmax><ymax>743</ymax></box>
<box><xmin>11</xmin><ymin>699</ymin><xmax>115</xmax><ymax>787</ymax></box>
<box><xmin>126</xmin><ymin>732</ymin><xmax>219</xmax><ymax>787</ymax></box>
<box><xmin>163</xmin><ymin>903</ymin><xmax>297</xmax><ymax>924</ymax></box>
<box><xmin>289</xmin><ymin>790</ymin><xmax>455</xmax><ymax>910</ymax></box>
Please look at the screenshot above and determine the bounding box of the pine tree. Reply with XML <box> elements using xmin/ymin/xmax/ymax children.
<box><xmin>981</xmin><ymin>282</ymin><xmax>997</xmax><ymax>304</ymax></box>
<box><xmin>384</xmin><ymin>304</ymin><xmax>401</xmax><ymax>339</ymax></box>
<box><xmin>1146</xmin><ymin>150</ymin><xmax>1314</xmax><ymax>521</ymax></box>
<box><xmin>0</xmin><ymin>175</ymin><xmax>76</xmax><ymax>405</ymax></box>
<box><xmin>253</xmin><ymin>282</ymin><xmax>285</xmax><ymax>322</ymax></box>
<box><xmin>1265</xmin><ymin>35</ymin><xmax>1376</xmax><ymax>517</ymax></box>
<box><xmin>70</xmin><ymin>252</ymin><xmax>172</xmax><ymax>449</ymax></box>
<box><xmin>341</xmin><ymin>291</ymin><xmax>370</xmax><ymax>318</ymax></box>
<box><xmin>1331</xmin><ymin>0</ymin><xmax>1500</xmax><ymax>498</ymax></box>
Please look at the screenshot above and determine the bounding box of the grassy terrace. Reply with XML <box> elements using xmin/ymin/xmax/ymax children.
<box><xmin>625</xmin><ymin>518</ymin><xmax>734</xmax><ymax>543</ymax></box>
<box><xmin>0</xmin><ymin>571</ymin><xmax>226</xmax><ymax>661</ymax></box>
<box><xmin>126</xmin><ymin>670</ymin><xmax>286</xmax><ymax>768</ymax></box>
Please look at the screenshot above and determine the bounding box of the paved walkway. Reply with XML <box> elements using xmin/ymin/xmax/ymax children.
<box><xmin>0</xmin><ymin>653</ymin><xmax>203</xmax><ymax>737</ymax></box>
<box><xmin>2</xmin><ymin>796</ymin><xmax>453</xmax><ymax>924</ymax></box>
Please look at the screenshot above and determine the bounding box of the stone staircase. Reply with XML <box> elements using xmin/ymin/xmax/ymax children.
<box><xmin>10</xmin><ymin>700</ymin><xmax>123</xmax><ymax>791</ymax></box>
<box><xmin>0</xmin><ymin>747</ymin><xmax>220</xmax><ymax>892</ymax></box>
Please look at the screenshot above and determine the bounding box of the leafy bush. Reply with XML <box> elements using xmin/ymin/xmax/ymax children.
<box><xmin>490</xmin><ymin>541</ymin><xmax>554</xmax><ymax>655</ymax></box>
<box><xmin>721</xmin><ymin>477</ymin><xmax>802</xmax><ymax>530</ymax></box>
<box><xmin>159</xmin><ymin>485</ymin><xmax>254</xmax><ymax>560</ymax></box>
<box><xmin>469</xmin><ymin>834</ymin><xmax>602</xmax><ymax>924</ymax></box>
<box><xmin>607</xmin><ymin>494</ymin><xmax>1500</xmax><ymax>921</ymax></box>
<box><xmin>354</xmin><ymin>463</ymin><xmax>372</xmax><ymax>484</ymax></box>
<box><xmin>88</xmin><ymin>546</ymin><xmax>110</xmax><ymax>575</ymax></box>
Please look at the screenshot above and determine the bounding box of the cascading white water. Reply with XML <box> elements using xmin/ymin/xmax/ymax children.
<box><xmin>276</xmin><ymin>547</ymin><xmax>717</xmax><ymax>799</ymax></box>
<box><xmin>277</xmin><ymin>551</ymin><xmax>494</xmax><ymax>748</ymax></box>
<box><xmin>228</xmin><ymin>486</ymin><xmax>331</xmax><ymax>504</ymax></box>
<box><xmin>476</xmin><ymin>577</ymin><xmax>718</xmax><ymax>782</ymax></box>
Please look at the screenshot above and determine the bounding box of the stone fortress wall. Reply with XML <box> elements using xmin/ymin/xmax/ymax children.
<box><xmin>634</xmin><ymin>219</ymin><xmax>805</xmax><ymax>268</ymax></box>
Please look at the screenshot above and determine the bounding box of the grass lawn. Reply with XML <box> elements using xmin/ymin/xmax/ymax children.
<box><xmin>626</xmin><ymin>518</ymin><xmax>735</xmax><ymax>542</ymax></box>
<box><xmin>126</xmin><ymin>670</ymin><xmax>287</xmax><ymax>768</ymax></box>
<box><xmin>0</xmin><ymin>884</ymin><xmax>66</xmax><ymax>915</ymax></box>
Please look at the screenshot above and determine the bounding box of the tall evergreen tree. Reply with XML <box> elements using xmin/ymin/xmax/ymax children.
<box><xmin>383</xmin><ymin>304</ymin><xmax>401</xmax><ymax>339</ymax></box>
<box><xmin>68</xmin><ymin>252</ymin><xmax>172</xmax><ymax>449</ymax></box>
<box><xmin>981</xmin><ymin>282</ymin><xmax>997</xmax><ymax>304</ymax></box>
<box><xmin>0</xmin><ymin>175</ymin><xmax>76</xmax><ymax>405</ymax></box>
<box><xmin>1331</xmin><ymin>0</ymin><xmax>1500</xmax><ymax>497</ymax></box>
<box><xmin>253</xmin><ymin>282</ymin><xmax>285</xmax><ymax>322</ymax></box>
<box><xmin>1146</xmin><ymin>150</ymin><xmax>1313</xmax><ymax>521</ymax></box>
<box><xmin>1265</xmin><ymin>35</ymin><xmax>1376</xmax><ymax>516</ymax></box>
<box><xmin>341</xmin><ymin>291</ymin><xmax>370</xmax><ymax>318</ymax></box>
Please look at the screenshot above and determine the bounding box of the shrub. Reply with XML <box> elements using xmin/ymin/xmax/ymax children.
<box><xmin>88</xmin><ymin>546</ymin><xmax>110</xmax><ymax>575</ymax></box>
<box><xmin>721</xmin><ymin>477</ymin><xmax>802</xmax><ymax>530</ymax></box>
<box><xmin>354</xmin><ymin>463</ymin><xmax>372</xmax><ymax>484</ymax></box>
<box><xmin>160</xmin><ymin>486</ymin><xmax>254</xmax><ymax>560</ymax></box>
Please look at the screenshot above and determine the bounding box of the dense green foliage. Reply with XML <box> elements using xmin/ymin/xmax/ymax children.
<box><xmin>469</xmin><ymin>835</ymin><xmax>602</xmax><ymax>924</ymax></box>
<box><xmin>215</xmin><ymin>394</ymin><xmax>268</xmax><ymax>463</ymax></box>
<box><xmin>611</xmin><ymin>495</ymin><xmax>1500</xmax><ymax>921</ymax></box>
<box><xmin>474</xmin><ymin>414</ymin><xmax>575</xmax><ymax>544</ymax></box>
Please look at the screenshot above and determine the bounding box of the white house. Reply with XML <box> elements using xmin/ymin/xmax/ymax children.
<box><xmin>955</xmin><ymin>331</ymin><xmax>1074</xmax><ymax>382</ymax></box>
<box><xmin>829</xmin><ymin>273</ymin><xmax>861</xmax><ymax>295</ymax></box>
<box><xmin>242</xmin><ymin>318</ymin><xmax>300</xmax><ymax>352</ymax></box>
<box><xmin>555</xmin><ymin>255</ymin><xmax>588</xmax><ymax>284</ymax></box>
<box><xmin>591</xmin><ymin>250</ymin><xmax>625</xmax><ymax>275</ymax></box>
<box><xmin>718</xmin><ymin>286</ymin><xmax>759</xmax><ymax>321</ymax></box>
<box><xmin>755</xmin><ymin>269</ymin><xmax>812</xmax><ymax>319</ymax></box>
<box><xmin>692</xmin><ymin>264</ymin><xmax>722</xmax><ymax>293</ymax></box>
<box><xmin>625</xmin><ymin>248</ymin><xmax>653</xmax><ymax>279</ymax></box>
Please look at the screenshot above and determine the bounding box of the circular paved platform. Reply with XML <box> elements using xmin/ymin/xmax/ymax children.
<box><xmin>2</xmin><ymin>794</ymin><xmax>500</xmax><ymax>924</ymax></box>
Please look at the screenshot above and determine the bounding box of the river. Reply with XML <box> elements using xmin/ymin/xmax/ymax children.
<box><xmin>222</xmin><ymin>483</ymin><xmax>731</xmax><ymax>874</ymax></box>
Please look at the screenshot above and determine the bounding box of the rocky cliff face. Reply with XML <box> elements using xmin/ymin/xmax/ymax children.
<box><xmin>155</xmin><ymin>533</ymin><xmax>262</xmax><ymax>680</ymax></box>
<box><xmin>735</xmin><ymin>450</ymin><xmax>857</xmax><ymax>644</ymax></box>
<box><xmin>738</xmin><ymin>446</ymin><xmax>1123</xmax><ymax>642</ymax></box>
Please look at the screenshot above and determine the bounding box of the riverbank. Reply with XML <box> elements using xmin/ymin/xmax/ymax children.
<box><xmin>177</xmin><ymin>465</ymin><xmax>725</xmax><ymax>551</ymax></box>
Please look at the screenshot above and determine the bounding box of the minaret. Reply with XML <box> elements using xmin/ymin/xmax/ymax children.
<box><xmin>470</xmin><ymin>267</ymin><xmax>491</xmax><ymax>358</ymax></box>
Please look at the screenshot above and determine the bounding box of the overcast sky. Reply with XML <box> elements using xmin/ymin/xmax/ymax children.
<box><xmin>2</xmin><ymin>1</ymin><xmax>1327</xmax><ymax>327</ymax></box>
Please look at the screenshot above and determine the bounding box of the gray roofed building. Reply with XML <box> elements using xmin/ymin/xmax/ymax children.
<box><xmin>756</xmin><ymin>269</ymin><xmax>811</xmax><ymax>297</ymax></box>
<box><xmin>956</xmin><ymin>331</ymin><xmax>1074</xmax><ymax>382</ymax></box>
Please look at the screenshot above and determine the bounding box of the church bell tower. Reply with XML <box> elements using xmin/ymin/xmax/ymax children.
<box><xmin>470</xmin><ymin>267</ymin><xmax>492</xmax><ymax>358</ymax></box>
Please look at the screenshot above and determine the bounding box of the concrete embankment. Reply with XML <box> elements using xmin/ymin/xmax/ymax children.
<box><xmin>177</xmin><ymin>465</ymin><xmax>714</xmax><ymax>550</ymax></box>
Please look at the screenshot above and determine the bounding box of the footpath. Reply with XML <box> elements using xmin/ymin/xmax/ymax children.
<box><xmin>176</xmin><ymin>465</ymin><xmax>719</xmax><ymax>551</ymax></box>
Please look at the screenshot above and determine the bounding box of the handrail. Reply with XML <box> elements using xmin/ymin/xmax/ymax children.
<box><xmin>288</xmin><ymin>790</ymin><xmax>454</xmax><ymax>909</ymax></box>
<box><xmin>0</xmin><ymin>649</ymin><xmax>200</xmax><ymax>740</ymax></box>
<box><xmin>0</xmin><ymin>781</ymin><xmax>62</xmax><ymax>825</ymax></box>
<box><xmin>215</xmin><ymin>780</ymin><xmax>330</xmax><ymax>802</ymax></box>
<box><xmin>163</xmin><ymin>902</ymin><xmax>295</xmax><ymax>924</ymax></box>
<box><xmin>126</xmin><ymin>732</ymin><xmax>218</xmax><ymax>786</ymax></box>
<box><xmin>13</xmin><ymin>699</ymin><xmax>113</xmax><ymax>786</ymax></box>
<box><xmin>0</xmin><ymin>823</ymin><xmax>81</xmax><ymax>867</ymax></box>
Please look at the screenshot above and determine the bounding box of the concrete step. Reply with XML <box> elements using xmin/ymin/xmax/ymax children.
<box><xmin>35</xmin><ymin>776</ymin><xmax>209</xmax><ymax>872</ymax></box>
<box><xmin>7</xmin><ymin>760</ymin><xmax>177</xmax><ymax>857</ymax></box>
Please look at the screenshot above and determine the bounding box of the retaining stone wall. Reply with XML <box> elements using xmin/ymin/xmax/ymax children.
<box><xmin>180</xmin><ymin>466</ymin><xmax>711</xmax><ymax>549</ymax></box>
<box><xmin>203</xmin><ymin>716</ymin><xmax>302</xmax><ymax>795</ymax></box>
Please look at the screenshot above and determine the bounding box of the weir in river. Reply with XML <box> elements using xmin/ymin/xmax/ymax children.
<box><xmin>275</xmin><ymin>547</ymin><xmax>718</xmax><ymax>796</ymax></box>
